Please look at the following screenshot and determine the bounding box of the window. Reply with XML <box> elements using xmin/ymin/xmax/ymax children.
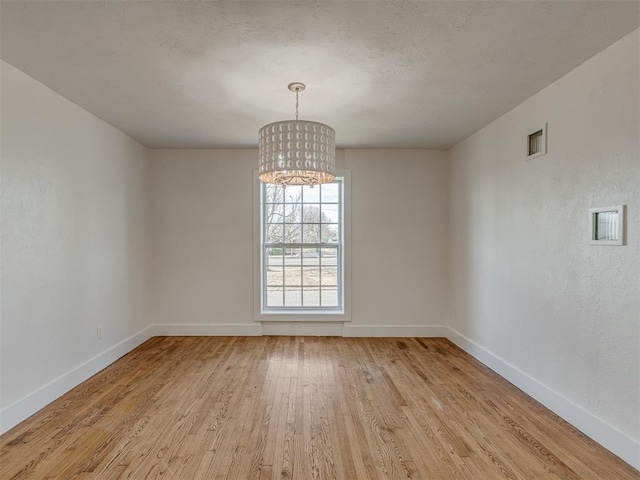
<box><xmin>261</xmin><ymin>179</ymin><xmax>344</xmax><ymax>312</ymax></box>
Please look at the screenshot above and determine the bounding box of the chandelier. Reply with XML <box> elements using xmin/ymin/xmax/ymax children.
<box><xmin>258</xmin><ymin>82</ymin><xmax>336</xmax><ymax>186</ymax></box>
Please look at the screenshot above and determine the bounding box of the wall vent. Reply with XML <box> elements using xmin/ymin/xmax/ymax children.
<box><xmin>526</xmin><ymin>123</ymin><xmax>547</xmax><ymax>159</ymax></box>
<box><xmin>590</xmin><ymin>205</ymin><xmax>625</xmax><ymax>246</ymax></box>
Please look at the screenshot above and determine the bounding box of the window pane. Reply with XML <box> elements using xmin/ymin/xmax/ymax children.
<box><xmin>266</xmin><ymin>249</ymin><xmax>284</xmax><ymax>266</ymax></box>
<box><xmin>321</xmin><ymin>204</ymin><xmax>339</xmax><ymax>223</ymax></box>
<box><xmin>303</xmin><ymin>287</ymin><xmax>320</xmax><ymax>307</ymax></box>
<box><xmin>302</xmin><ymin>185</ymin><xmax>320</xmax><ymax>202</ymax></box>
<box><xmin>284</xmin><ymin>186</ymin><xmax>302</xmax><ymax>203</ymax></box>
<box><xmin>266</xmin><ymin>287</ymin><xmax>284</xmax><ymax>307</ymax></box>
<box><xmin>321</xmin><ymin>224</ymin><xmax>339</xmax><ymax>243</ymax></box>
<box><xmin>284</xmin><ymin>248</ymin><xmax>301</xmax><ymax>265</ymax></box>
<box><xmin>302</xmin><ymin>267</ymin><xmax>320</xmax><ymax>286</ymax></box>
<box><xmin>266</xmin><ymin>267</ymin><xmax>284</xmax><ymax>286</ymax></box>
<box><xmin>284</xmin><ymin>204</ymin><xmax>302</xmax><ymax>224</ymax></box>
<box><xmin>321</xmin><ymin>248</ymin><xmax>338</xmax><ymax>266</ymax></box>
<box><xmin>264</xmin><ymin>203</ymin><xmax>284</xmax><ymax>223</ymax></box>
<box><xmin>321</xmin><ymin>183</ymin><xmax>339</xmax><ymax>203</ymax></box>
<box><xmin>321</xmin><ymin>287</ymin><xmax>338</xmax><ymax>307</ymax></box>
<box><xmin>303</xmin><ymin>204</ymin><xmax>321</xmax><ymax>223</ymax></box>
<box><xmin>302</xmin><ymin>224</ymin><xmax>320</xmax><ymax>243</ymax></box>
<box><xmin>321</xmin><ymin>267</ymin><xmax>338</xmax><ymax>286</ymax></box>
<box><xmin>284</xmin><ymin>287</ymin><xmax>302</xmax><ymax>307</ymax></box>
<box><xmin>284</xmin><ymin>266</ymin><xmax>301</xmax><ymax>286</ymax></box>
<box><xmin>284</xmin><ymin>225</ymin><xmax>302</xmax><ymax>243</ymax></box>
<box><xmin>265</xmin><ymin>185</ymin><xmax>285</xmax><ymax>204</ymax></box>
<box><xmin>302</xmin><ymin>248</ymin><xmax>320</xmax><ymax>265</ymax></box>
<box><xmin>266</xmin><ymin>224</ymin><xmax>283</xmax><ymax>244</ymax></box>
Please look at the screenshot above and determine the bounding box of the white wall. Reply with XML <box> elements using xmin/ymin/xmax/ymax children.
<box><xmin>0</xmin><ymin>60</ymin><xmax>152</xmax><ymax>432</ymax></box>
<box><xmin>344</xmin><ymin>149</ymin><xmax>449</xmax><ymax>335</ymax></box>
<box><xmin>448</xmin><ymin>30</ymin><xmax>639</xmax><ymax>467</ymax></box>
<box><xmin>150</xmin><ymin>150</ymin><xmax>257</xmax><ymax>334</ymax></box>
<box><xmin>150</xmin><ymin>148</ymin><xmax>449</xmax><ymax>336</ymax></box>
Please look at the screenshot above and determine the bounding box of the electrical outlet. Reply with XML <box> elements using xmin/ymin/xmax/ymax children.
<box><xmin>291</xmin><ymin>321</ymin><xmax>301</xmax><ymax>329</ymax></box>
<box><xmin>97</xmin><ymin>326</ymin><xmax>103</xmax><ymax>340</ymax></box>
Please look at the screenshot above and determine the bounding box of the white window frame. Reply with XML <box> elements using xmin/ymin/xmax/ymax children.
<box><xmin>253</xmin><ymin>170</ymin><xmax>351</xmax><ymax>322</ymax></box>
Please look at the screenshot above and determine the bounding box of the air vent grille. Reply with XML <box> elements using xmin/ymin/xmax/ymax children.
<box><xmin>526</xmin><ymin>123</ymin><xmax>547</xmax><ymax>159</ymax></box>
<box><xmin>528</xmin><ymin>130</ymin><xmax>544</xmax><ymax>156</ymax></box>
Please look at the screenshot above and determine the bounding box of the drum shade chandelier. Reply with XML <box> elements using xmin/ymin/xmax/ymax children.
<box><xmin>258</xmin><ymin>82</ymin><xmax>336</xmax><ymax>186</ymax></box>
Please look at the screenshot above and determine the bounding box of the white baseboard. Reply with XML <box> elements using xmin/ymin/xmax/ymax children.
<box><xmin>343</xmin><ymin>324</ymin><xmax>448</xmax><ymax>337</ymax></box>
<box><xmin>262</xmin><ymin>321</ymin><xmax>344</xmax><ymax>336</ymax></box>
<box><xmin>153</xmin><ymin>323</ymin><xmax>450</xmax><ymax>338</ymax></box>
<box><xmin>446</xmin><ymin>327</ymin><xmax>640</xmax><ymax>471</ymax></box>
<box><xmin>0</xmin><ymin>326</ymin><xmax>153</xmax><ymax>434</ymax></box>
<box><xmin>153</xmin><ymin>323</ymin><xmax>263</xmax><ymax>336</ymax></box>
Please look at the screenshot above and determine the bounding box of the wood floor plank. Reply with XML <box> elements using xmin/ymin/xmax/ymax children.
<box><xmin>1</xmin><ymin>336</ymin><xmax>638</xmax><ymax>480</ymax></box>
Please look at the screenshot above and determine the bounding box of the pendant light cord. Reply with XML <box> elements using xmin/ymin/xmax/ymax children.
<box><xmin>295</xmin><ymin>89</ymin><xmax>299</xmax><ymax>121</ymax></box>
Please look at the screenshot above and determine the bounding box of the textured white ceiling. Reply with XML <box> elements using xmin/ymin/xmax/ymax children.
<box><xmin>1</xmin><ymin>1</ymin><xmax>638</xmax><ymax>148</ymax></box>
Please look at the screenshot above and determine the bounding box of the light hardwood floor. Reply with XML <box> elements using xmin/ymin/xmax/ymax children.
<box><xmin>1</xmin><ymin>337</ymin><xmax>638</xmax><ymax>479</ymax></box>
